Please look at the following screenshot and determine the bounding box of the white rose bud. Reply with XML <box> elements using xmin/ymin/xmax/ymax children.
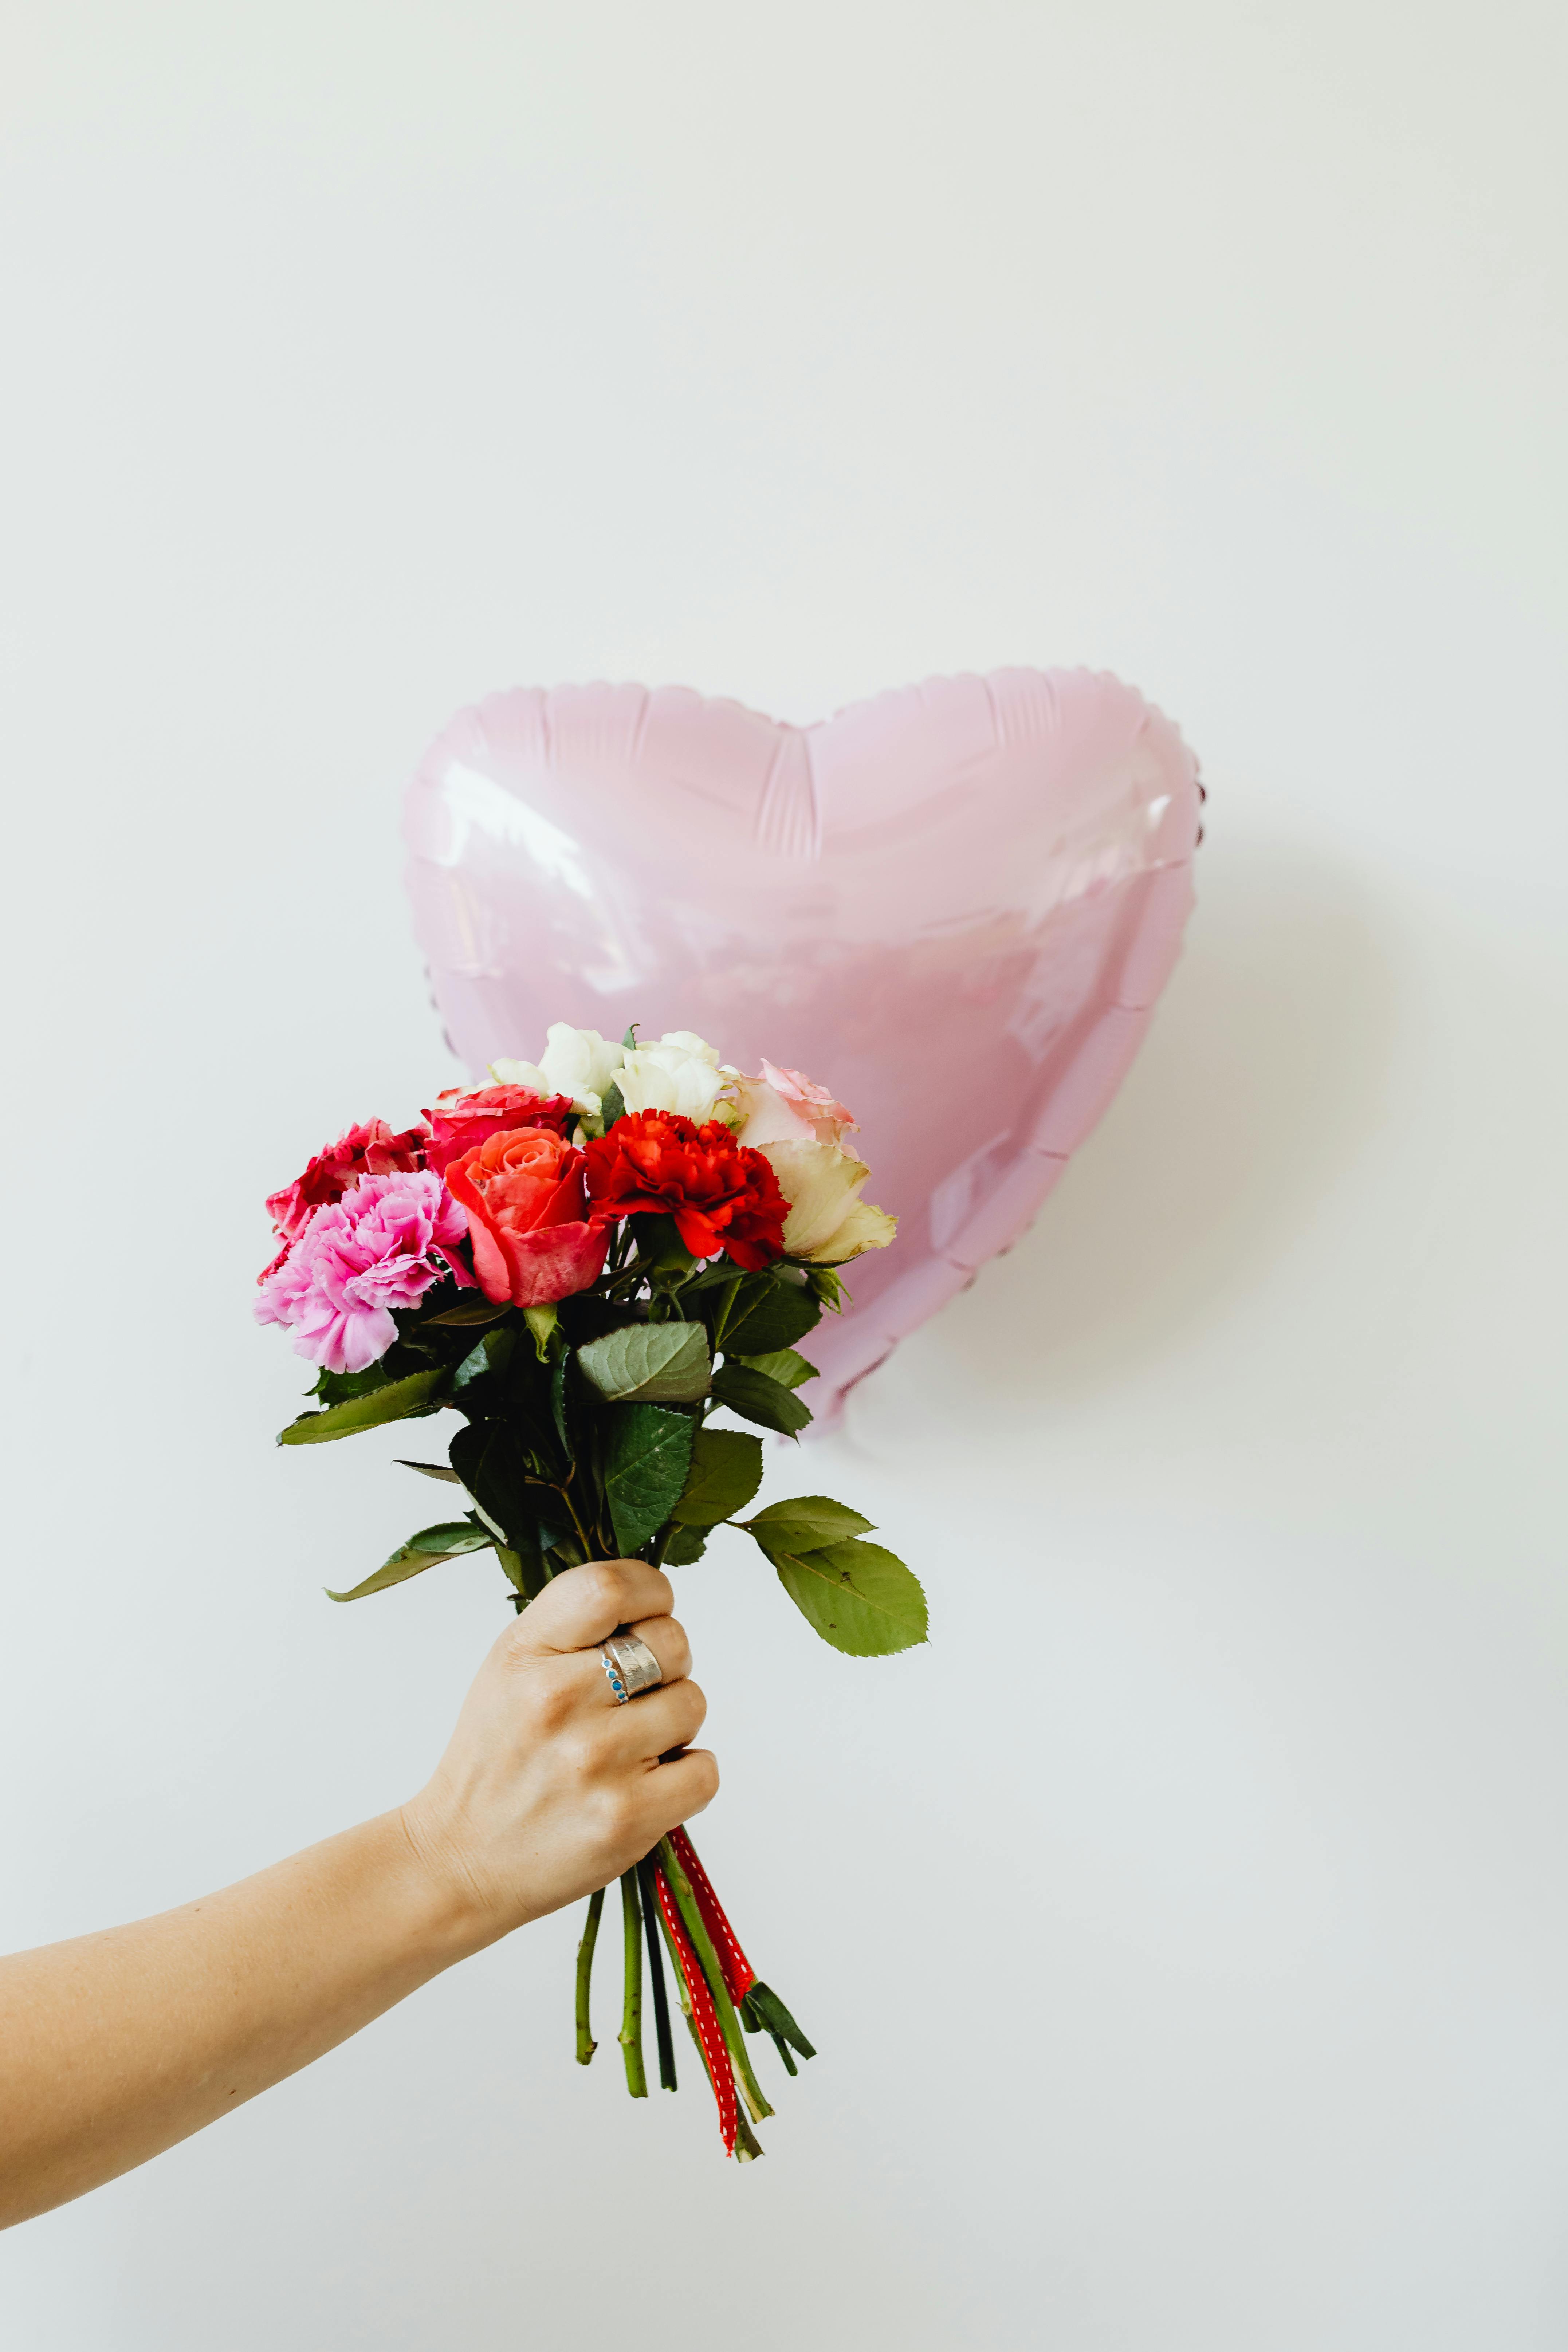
<box><xmin>617</xmin><ymin>1030</ymin><xmax>739</xmax><ymax>1124</ymax></box>
<box><xmin>492</xmin><ymin>1024</ymin><xmax>624</xmax><ymax>1120</ymax></box>
<box><xmin>760</xmin><ymin>1139</ymin><xmax>897</xmax><ymax>1265</ymax></box>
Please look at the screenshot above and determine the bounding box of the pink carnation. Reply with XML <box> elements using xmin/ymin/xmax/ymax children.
<box><xmin>254</xmin><ymin>1171</ymin><xmax>469</xmax><ymax>1375</ymax></box>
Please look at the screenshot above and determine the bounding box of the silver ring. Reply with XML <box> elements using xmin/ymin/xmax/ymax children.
<box><xmin>599</xmin><ymin>1631</ymin><xmax>662</xmax><ymax>1704</ymax></box>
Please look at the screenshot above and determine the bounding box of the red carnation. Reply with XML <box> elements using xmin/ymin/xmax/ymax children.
<box><xmin>583</xmin><ymin>1111</ymin><xmax>788</xmax><ymax>1271</ymax></box>
<box><xmin>423</xmin><ymin>1083</ymin><xmax>573</xmax><ymax>1177</ymax></box>
<box><xmin>261</xmin><ymin>1117</ymin><xmax>430</xmax><ymax>1279</ymax></box>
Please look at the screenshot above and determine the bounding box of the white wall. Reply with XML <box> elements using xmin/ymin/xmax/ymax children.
<box><xmin>1</xmin><ymin>5</ymin><xmax>1564</xmax><ymax>2345</ymax></box>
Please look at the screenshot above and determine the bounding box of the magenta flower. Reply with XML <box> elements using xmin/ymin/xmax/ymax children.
<box><xmin>254</xmin><ymin>1171</ymin><xmax>469</xmax><ymax>1374</ymax></box>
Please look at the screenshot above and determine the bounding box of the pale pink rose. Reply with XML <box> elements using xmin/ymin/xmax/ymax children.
<box><xmin>254</xmin><ymin>1171</ymin><xmax>470</xmax><ymax>1374</ymax></box>
<box><xmin>730</xmin><ymin>1060</ymin><xmax>857</xmax><ymax>1151</ymax></box>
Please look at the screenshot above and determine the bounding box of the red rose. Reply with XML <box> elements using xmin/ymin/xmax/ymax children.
<box><xmin>583</xmin><ymin>1111</ymin><xmax>787</xmax><ymax>1270</ymax></box>
<box><xmin>444</xmin><ymin>1127</ymin><xmax>609</xmax><ymax>1307</ymax></box>
<box><xmin>261</xmin><ymin>1117</ymin><xmax>429</xmax><ymax>1278</ymax></box>
<box><xmin>423</xmin><ymin>1084</ymin><xmax>574</xmax><ymax>1178</ymax></box>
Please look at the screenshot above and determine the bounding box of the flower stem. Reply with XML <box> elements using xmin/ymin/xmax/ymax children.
<box><xmin>558</xmin><ymin>1475</ymin><xmax>593</xmax><ymax>1558</ymax></box>
<box><xmin>575</xmin><ymin>1887</ymin><xmax>604</xmax><ymax>2064</ymax></box>
<box><xmin>618</xmin><ymin>1869</ymin><xmax>647</xmax><ymax>2097</ymax></box>
<box><xmin>656</xmin><ymin>1837</ymin><xmax>774</xmax><ymax>2123</ymax></box>
<box><xmin>637</xmin><ymin>1857</ymin><xmax>678</xmax><ymax>2091</ymax></box>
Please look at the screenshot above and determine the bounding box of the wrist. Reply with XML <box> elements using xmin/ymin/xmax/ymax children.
<box><xmin>392</xmin><ymin>1797</ymin><xmax>512</xmax><ymax>1964</ymax></box>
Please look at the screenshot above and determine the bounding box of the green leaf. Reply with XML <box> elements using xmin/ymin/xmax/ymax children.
<box><xmin>741</xmin><ymin>1979</ymin><xmax>817</xmax><ymax>2061</ymax></box>
<box><xmin>278</xmin><ymin>1366</ymin><xmax>448</xmax><ymax>1445</ymax></box>
<box><xmin>634</xmin><ymin>1218</ymin><xmax>697</xmax><ymax>1283</ymax></box>
<box><xmin>721</xmin><ymin>1281</ymin><xmax>822</xmax><ymax>1356</ymax></box>
<box><xmin>672</xmin><ymin>1428</ymin><xmax>765</xmax><ymax>1526</ymax></box>
<box><xmin>772</xmin><ymin>1538</ymin><xmax>928</xmax><ymax>1657</ymax></box>
<box><xmin>600</xmin><ymin>1079</ymin><xmax>626</xmax><ymax>1128</ymax></box>
<box><xmin>743</xmin><ymin>1495</ymin><xmax>875</xmax><ymax>1553</ymax></box>
<box><xmin>448</xmin><ymin>1420</ymin><xmax>540</xmax><ymax>1552</ymax></box>
<box><xmin>733</xmin><ymin>1349</ymin><xmax>816</xmax><ymax>1391</ymax></box>
<box><xmin>577</xmin><ymin>1322</ymin><xmax>711</xmax><ymax>1404</ymax></box>
<box><xmin>311</xmin><ymin>1364</ymin><xmax>390</xmax><ymax>1404</ymax></box>
<box><xmin>710</xmin><ymin>1362</ymin><xmax>812</xmax><ymax>1436</ymax></box>
<box><xmin>681</xmin><ymin>1261</ymin><xmax>751</xmax><ymax>1294</ymax></box>
<box><xmin>662</xmin><ymin>1525</ymin><xmax>710</xmax><ymax>1565</ymax></box>
<box><xmin>452</xmin><ymin>1326</ymin><xmax>515</xmax><ymax>1398</ymax></box>
<box><xmin>326</xmin><ymin>1517</ymin><xmax>493</xmax><ymax>1602</ymax></box>
<box><xmin>602</xmin><ymin>1405</ymin><xmax>695</xmax><ymax>1555</ymax></box>
<box><xmin>495</xmin><ymin>1540</ymin><xmax>550</xmax><ymax>1602</ymax></box>
<box><xmin>397</xmin><ymin>1460</ymin><xmax>462</xmax><ymax>1484</ymax></box>
<box><xmin>493</xmin><ymin>1345</ymin><xmax>563</xmax><ymax>1474</ymax></box>
<box><xmin>424</xmin><ymin>1296</ymin><xmax>511</xmax><ymax>1328</ymax></box>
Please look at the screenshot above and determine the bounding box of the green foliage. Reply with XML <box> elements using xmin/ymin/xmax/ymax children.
<box><xmin>741</xmin><ymin>1980</ymin><xmax>817</xmax><ymax>2060</ymax></box>
<box><xmin>740</xmin><ymin>1499</ymin><xmax>926</xmax><ymax>1655</ymax></box>
<box><xmin>452</xmin><ymin>1326</ymin><xmax>515</xmax><ymax>1401</ymax></box>
<box><xmin>577</xmin><ymin>1322</ymin><xmax>711</xmax><ymax>1404</ymax></box>
<box><xmin>311</xmin><ymin>1364</ymin><xmax>390</xmax><ymax>1405</ymax></box>
<box><xmin>732</xmin><ymin>1349</ymin><xmax>816</xmax><ymax>1390</ymax></box>
<box><xmin>773</xmin><ymin>1538</ymin><xmax>928</xmax><ymax>1656</ymax></box>
<box><xmin>680</xmin><ymin>1262</ymin><xmax>749</xmax><ymax>1295</ymax></box>
<box><xmin>671</xmin><ymin>1428</ymin><xmax>765</xmax><ymax>1527</ymax></box>
<box><xmin>491</xmin><ymin>1343</ymin><xmax>563</xmax><ymax>1475</ymax></box>
<box><xmin>720</xmin><ymin>1280</ymin><xmax>822</xmax><ymax>1357</ymax></box>
<box><xmin>602</xmin><ymin>1405</ymin><xmax>695</xmax><ymax>1555</ymax></box>
<box><xmin>635</xmin><ymin>1219</ymin><xmax>696</xmax><ymax>1283</ymax></box>
<box><xmin>397</xmin><ymin>1460</ymin><xmax>462</xmax><ymax>1484</ymax></box>
<box><xmin>424</xmin><ymin>1296</ymin><xmax>511</xmax><ymax>1328</ymax></box>
<box><xmin>599</xmin><ymin>1079</ymin><xmax>626</xmax><ymax>1128</ymax></box>
<box><xmin>448</xmin><ymin>1420</ymin><xmax>535</xmax><ymax>1543</ymax></box>
<box><xmin>278</xmin><ymin>1366</ymin><xmax>448</xmax><ymax>1445</ymax></box>
<box><xmin>743</xmin><ymin>1496</ymin><xmax>873</xmax><ymax>1551</ymax></box>
<box><xmin>326</xmin><ymin>1516</ymin><xmax>493</xmax><ymax>1602</ymax></box>
<box><xmin>661</xmin><ymin>1525</ymin><xmax>710</xmax><ymax>1565</ymax></box>
<box><xmin>710</xmin><ymin>1362</ymin><xmax>812</xmax><ymax>1435</ymax></box>
<box><xmin>494</xmin><ymin>1543</ymin><xmax>528</xmax><ymax>1594</ymax></box>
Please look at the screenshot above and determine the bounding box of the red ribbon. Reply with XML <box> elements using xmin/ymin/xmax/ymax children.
<box><xmin>653</xmin><ymin>1863</ymin><xmax>737</xmax><ymax>2155</ymax></box>
<box><xmin>668</xmin><ymin>1826</ymin><xmax>757</xmax><ymax>2005</ymax></box>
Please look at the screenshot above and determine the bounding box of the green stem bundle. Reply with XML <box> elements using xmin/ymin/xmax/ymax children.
<box><xmin>637</xmin><ymin>1857</ymin><xmax>678</xmax><ymax>2091</ymax></box>
<box><xmin>618</xmin><ymin>1869</ymin><xmax>647</xmax><ymax>2097</ymax></box>
<box><xmin>574</xmin><ymin>1886</ymin><xmax>604</xmax><ymax>2065</ymax></box>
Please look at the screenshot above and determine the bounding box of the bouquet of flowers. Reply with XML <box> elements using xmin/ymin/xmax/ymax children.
<box><xmin>255</xmin><ymin>1024</ymin><xmax>926</xmax><ymax>2159</ymax></box>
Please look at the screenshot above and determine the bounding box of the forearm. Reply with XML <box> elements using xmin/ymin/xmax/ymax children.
<box><xmin>0</xmin><ymin>1809</ymin><xmax>482</xmax><ymax>2229</ymax></box>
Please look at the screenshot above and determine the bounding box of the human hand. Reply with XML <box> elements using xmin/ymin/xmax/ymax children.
<box><xmin>398</xmin><ymin>1560</ymin><xmax>716</xmax><ymax>1950</ymax></box>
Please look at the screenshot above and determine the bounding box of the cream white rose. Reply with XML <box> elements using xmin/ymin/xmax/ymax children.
<box><xmin>617</xmin><ymin>1030</ymin><xmax>739</xmax><ymax>1123</ymax></box>
<box><xmin>760</xmin><ymin>1138</ymin><xmax>897</xmax><ymax>1264</ymax></box>
<box><xmin>492</xmin><ymin>1024</ymin><xmax>624</xmax><ymax>1120</ymax></box>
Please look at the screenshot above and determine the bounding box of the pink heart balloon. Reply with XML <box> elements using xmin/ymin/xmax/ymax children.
<box><xmin>404</xmin><ymin>669</ymin><xmax>1200</xmax><ymax>1423</ymax></box>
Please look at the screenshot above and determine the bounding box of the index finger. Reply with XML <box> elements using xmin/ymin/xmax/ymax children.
<box><xmin>509</xmin><ymin>1560</ymin><xmax>675</xmax><ymax>1657</ymax></box>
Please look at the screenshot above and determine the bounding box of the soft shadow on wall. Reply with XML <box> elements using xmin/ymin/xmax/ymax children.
<box><xmin>862</xmin><ymin>823</ymin><xmax>1400</xmax><ymax>1423</ymax></box>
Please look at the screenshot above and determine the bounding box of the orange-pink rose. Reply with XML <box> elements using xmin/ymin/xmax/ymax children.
<box><xmin>443</xmin><ymin>1127</ymin><xmax>609</xmax><ymax>1307</ymax></box>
